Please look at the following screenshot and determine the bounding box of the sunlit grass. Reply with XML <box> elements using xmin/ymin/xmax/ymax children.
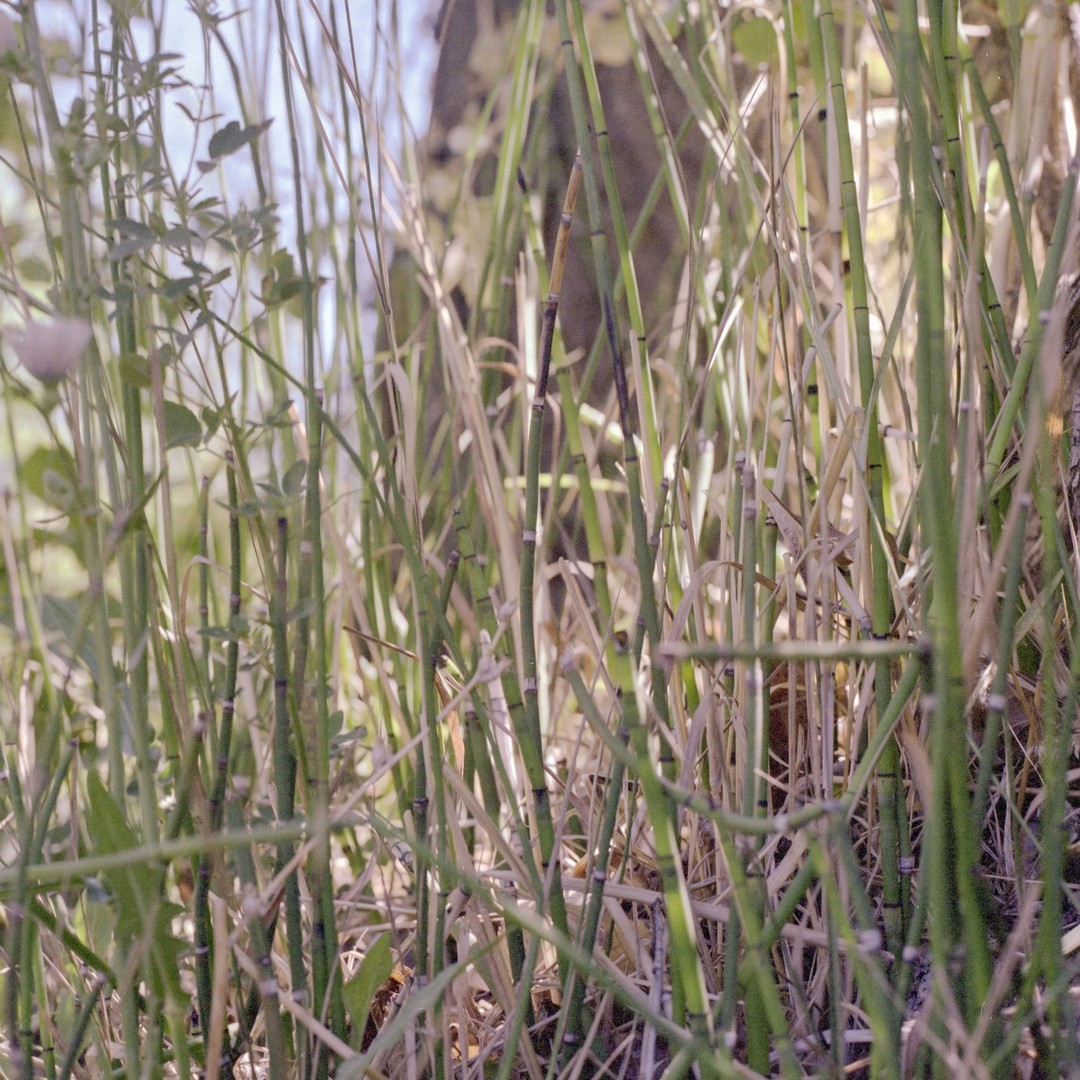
<box><xmin>1</xmin><ymin>1</ymin><xmax>1079</xmax><ymax>1077</ymax></box>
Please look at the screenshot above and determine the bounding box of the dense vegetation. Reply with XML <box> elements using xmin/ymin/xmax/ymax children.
<box><xmin>1</xmin><ymin>0</ymin><xmax>1078</xmax><ymax>1077</ymax></box>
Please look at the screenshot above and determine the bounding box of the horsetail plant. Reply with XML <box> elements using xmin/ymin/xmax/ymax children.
<box><xmin>4</xmin><ymin>1</ymin><xmax>1080</xmax><ymax>1077</ymax></box>
<box><xmin>518</xmin><ymin>149</ymin><xmax>582</xmax><ymax>996</ymax></box>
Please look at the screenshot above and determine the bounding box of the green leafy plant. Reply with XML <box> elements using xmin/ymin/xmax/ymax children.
<box><xmin>1</xmin><ymin>1</ymin><xmax>1078</xmax><ymax>1077</ymax></box>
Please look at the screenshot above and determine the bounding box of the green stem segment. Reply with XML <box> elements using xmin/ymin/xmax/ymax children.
<box><xmin>518</xmin><ymin>154</ymin><xmax>583</xmax><ymax>999</ymax></box>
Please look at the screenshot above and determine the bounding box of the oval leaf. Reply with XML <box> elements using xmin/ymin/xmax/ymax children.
<box><xmin>162</xmin><ymin>400</ymin><xmax>202</xmax><ymax>450</ymax></box>
<box><xmin>208</xmin><ymin>118</ymin><xmax>272</xmax><ymax>160</ymax></box>
<box><xmin>732</xmin><ymin>15</ymin><xmax>776</xmax><ymax>68</ymax></box>
<box><xmin>343</xmin><ymin>934</ymin><xmax>393</xmax><ymax>1050</ymax></box>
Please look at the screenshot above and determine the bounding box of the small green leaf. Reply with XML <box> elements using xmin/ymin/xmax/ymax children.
<box><xmin>732</xmin><ymin>15</ymin><xmax>776</xmax><ymax>68</ymax></box>
<box><xmin>109</xmin><ymin>217</ymin><xmax>155</xmax><ymax>240</ymax></box>
<box><xmin>86</xmin><ymin>772</ymin><xmax>160</xmax><ymax>936</ymax></box>
<box><xmin>204</xmin><ymin>267</ymin><xmax>231</xmax><ymax>287</ymax></box>
<box><xmin>109</xmin><ymin>237</ymin><xmax>153</xmax><ymax>260</ymax></box>
<box><xmin>162</xmin><ymin>400</ymin><xmax>202</xmax><ymax>449</ymax></box>
<box><xmin>19</xmin><ymin>256</ymin><xmax>52</xmax><ymax>283</ymax></box>
<box><xmin>231</xmin><ymin>500</ymin><xmax>263</xmax><ymax>518</ymax></box>
<box><xmin>343</xmin><ymin>933</ymin><xmax>393</xmax><ymax>1050</ymax></box>
<box><xmin>162</xmin><ymin>225</ymin><xmax>195</xmax><ymax>246</ymax></box>
<box><xmin>259</xmin><ymin>248</ymin><xmax>308</xmax><ymax>308</ymax></box>
<box><xmin>282</xmin><ymin>459</ymin><xmax>307</xmax><ymax>497</ymax></box>
<box><xmin>85</xmin><ymin>773</ymin><xmax>186</xmax><ymax>1000</ymax></box>
<box><xmin>157</xmin><ymin>275</ymin><xmax>201</xmax><ymax>302</ymax></box>
<box><xmin>41</xmin><ymin>595</ymin><xmax>104</xmax><ymax>680</ymax></box>
<box><xmin>201</xmin><ymin>394</ymin><xmax>235</xmax><ymax>440</ymax></box>
<box><xmin>118</xmin><ymin>352</ymin><xmax>151</xmax><ymax>388</ymax></box>
<box><xmin>43</xmin><ymin>470</ymin><xmax>75</xmax><ymax>512</ymax></box>
<box><xmin>267</xmin><ymin>248</ymin><xmax>293</xmax><ymax>274</ymax></box>
<box><xmin>208</xmin><ymin>118</ymin><xmax>272</xmax><ymax>160</ymax></box>
<box><xmin>108</xmin><ymin>217</ymin><xmax>156</xmax><ymax>261</ymax></box>
<box><xmin>22</xmin><ymin>446</ymin><xmax>77</xmax><ymax>505</ymax></box>
<box><xmin>264</xmin><ymin>399</ymin><xmax>295</xmax><ymax>427</ymax></box>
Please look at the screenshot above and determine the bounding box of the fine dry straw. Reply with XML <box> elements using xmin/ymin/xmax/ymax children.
<box><xmin>2</xmin><ymin>1</ymin><xmax>1079</xmax><ymax>1078</ymax></box>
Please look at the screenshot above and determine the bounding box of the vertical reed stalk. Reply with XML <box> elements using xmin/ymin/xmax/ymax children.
<box><xmin>194</xmin><ymin>453</ymin><xmax>242</xmax><ymax>1072</ymax></box>
<box><xmin>518</xmin><ymin>154</ymin><xmax>581</xmax><ymax>994</ymax></box>
<box><xmin>272</xmin><ymin>514</ymin><xmax>308</xmax><ymax>1076</ymax></box>
<box><xmin>898</xmin><ymin>1</ymin><xmax>994</xmax><ymax>1035</ymax></box>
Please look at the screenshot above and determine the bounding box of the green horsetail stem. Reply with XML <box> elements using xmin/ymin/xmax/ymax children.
<box><xmin>518</xmin><ymin>151</ymin><xmax>583</xmax><ymax>999</ymax></box>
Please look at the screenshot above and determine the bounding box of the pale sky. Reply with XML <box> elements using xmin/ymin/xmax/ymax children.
<box><xmin>13</xmin><ymin>0</ymin><xmax>440</xmax><ymax>360</ymax></box>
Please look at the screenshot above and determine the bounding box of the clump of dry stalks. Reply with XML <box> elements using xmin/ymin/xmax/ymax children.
<box><xmin>3</xmin><ymin>1</ymin><xmax>1080</xmax><ymax>1078</ymax></box>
